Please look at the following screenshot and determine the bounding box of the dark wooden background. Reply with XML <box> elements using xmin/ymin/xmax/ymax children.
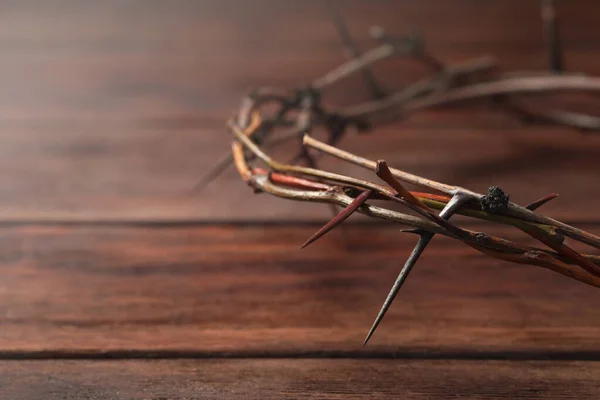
<box><xmin>0</xmin><ymin>1</ymin><xmax>599</xmax><ymax>398</ymax></box>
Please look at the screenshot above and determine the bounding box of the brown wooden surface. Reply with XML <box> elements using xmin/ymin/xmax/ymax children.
<box><xmin>2</xmin><ymin>360</ymin><xmax>600</xmax><ymax>399</ymax></box>
<box><xmin>2</xmin><ymin>1</ymin><xmax>600</xmax><ymax>398</ymax></box>
<box><xmin>0</xmin><ymin>0</ymin><xmax>599</xmax><ymax>222</ymax></box>
<box><xmin>1</xmin><ymin>125</ymin><xmax>599</xmax><ymax>222</ymax></box>
<box><xmin>0</xmin><ymin>224</ymin><xmax>599</xmax><ymax>356</ymax></box>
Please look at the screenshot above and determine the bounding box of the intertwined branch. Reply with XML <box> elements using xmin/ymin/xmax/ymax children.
<box><xmin>228</xmin><ymin>109</ymin><xmax>600</xmax><ymax>345</ymax></box>
<box><xmin>208</xmin><ymin>1</ymin><xmax>600</xmax><ymax>344</ymax></box>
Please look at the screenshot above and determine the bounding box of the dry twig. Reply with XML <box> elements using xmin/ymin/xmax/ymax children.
<box><xmin>213</xmin><ymin>1</ymin><xmax>600</xmax><ymax>344</ymax></box>
<box><xmin>229</xmin><ymin>112</ymin><xmax>600</xmax><ymax>344</ymax></box>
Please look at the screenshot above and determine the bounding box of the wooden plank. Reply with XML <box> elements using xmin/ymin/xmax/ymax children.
<box><xmin>0</xmin><ymin>224</ymin><xmax>599</xmax><ymax>354</ymax></box>
<box><xmin>1</xmin><ymin>359</ymin><xmax>599</xmax><ymax>399</ymax></box>
<box><xmin>0</xmin><ymin>0</ymin><xmax>598</xmax><ymax>124</ymax></box>
<box><xmin>0</xmin><ymin>125</ymin><xmax>597</xmax><ymax>221</ymax></box>
<box><xmin>0</xmin><ymin>1</ymin><xmax>599</xmax><ymax>221</ymax></box>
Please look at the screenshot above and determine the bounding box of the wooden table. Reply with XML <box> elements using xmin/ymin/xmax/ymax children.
<box><xmin>1</xmin><ymin>1</ymin><xmax>599</xmax><ymax>398</ymax></box>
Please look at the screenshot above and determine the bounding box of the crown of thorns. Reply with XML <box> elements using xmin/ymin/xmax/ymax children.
<box><xmin>199</xmin><ymin>1</ymin><xmax>600</xmax><ymax>345</ymax></box>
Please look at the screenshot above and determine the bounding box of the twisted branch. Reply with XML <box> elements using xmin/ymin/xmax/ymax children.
<box><xmin>213</xmin><ymin>1</ymin><xmax>600</xmax><ymax>344</ymax></box>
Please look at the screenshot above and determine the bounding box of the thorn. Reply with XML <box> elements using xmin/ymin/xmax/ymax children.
<box><xmin>526</xmin><ymin>193</ymin><xmax>559</xmax><ymax>211</ymax></box>
<box><xmin>190</xmin><ymin>152</ymin><xmax>234</xmax><ymax>194</ymax></box>
<box><xmin>288</xmin><ymin>145</ymin><xmax>318</xmax><ymax>168</ymax></box>
<box><xmin>327</xmin><ymin>203</ymin><xmax>342</xmax><ymax>221</ymax></box>
<box><xmin>375</xmin><ymin>160</ymin><xmax>428</xmax><ymax>210</ymax></box>
<box><xmin>325</xmin><ymin>0</ymin><xmax>385</xmax><ymax>99</ymax></box>
<box><xmin>375</xmin><ymin>160</ymin><xmax>470</xmax><ymax>240</ymax></box>
<box><xmin>363</xmin><ymin>233</ymin><xmax>432</xmax><ymax>346</ymax></box>
<box><xmin>399</xmin><ymin>228</ymin><xmax>424</xmax><ymax>235</ymax></box>
<box><xmin>541</xmin><ymin>0</ymin><xmax>564</xmax><ymax>72</ymax></box>
<box><xmin>521</xmin><ymin>224</ymin><xmax>600</xmax><ymax>278</ymax></box>
<box><xmin>301</xmin><ymin>189</ymin><xmax>372</xmax><ymax>249</ymax></box>
<box><xmin>191</xmin><ymin>112</ymin><xmax>262</xmax><ymax>195</ymax></box>
<box><xmin>363</xmin><ymin>194</ymin><xmax>469</xmax><ymax>346</ymax></box>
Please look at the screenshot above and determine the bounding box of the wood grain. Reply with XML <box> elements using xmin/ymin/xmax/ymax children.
<box><xmin>2</xmin><ymin>0</ymin><xmax>599</xmax><ymax>124</ymax></box>
<box><xmin>0</xmin><ymin>0</ymin><xmax>598</xmax><ymax>222</ymax></box>
<box><xmin>2</xmin><ymin>0</ymin><xmax>599</xmax><ymax>123</ymax></box>
<box><xmin>0</xmin><ymin>125</ymin><xmax>598</xmax><ymax>222</ymax></box>
<box><xmin>0</xmin><ymin>224</ymin><xmax>598</xmax><ymax>355</ymax></box>
<box><xmin>2</xmin><ymin>359</ymin><xmax>600</xmax><ymax>399</ymax></box>
<box><xmin>2</xmin><ymin>2</ymin><xmax>600</xmax><ymax>398</ymax></box>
